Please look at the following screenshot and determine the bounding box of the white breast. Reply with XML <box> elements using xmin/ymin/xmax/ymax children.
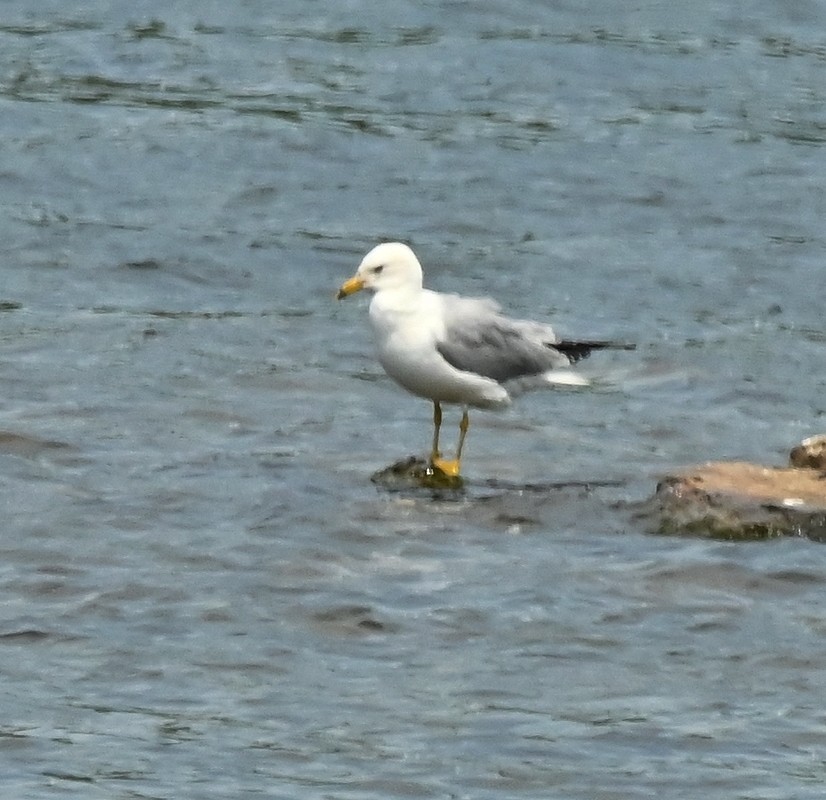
<box><xmin>368</xmin><ymin>290</ymin><xmax>510</xmax><ymax>409</ymax></box>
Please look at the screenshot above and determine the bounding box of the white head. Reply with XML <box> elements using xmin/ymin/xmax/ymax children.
<box><xmin>337</xmin><ymin>242</ymin><xmax>424</xmax><ymax>299</ymax></box>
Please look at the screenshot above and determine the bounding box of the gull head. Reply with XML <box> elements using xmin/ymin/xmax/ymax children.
<box><xmin>337</xmin><ymin>242</ymin><xmax>424</xmax><ymax>299</ymax></box>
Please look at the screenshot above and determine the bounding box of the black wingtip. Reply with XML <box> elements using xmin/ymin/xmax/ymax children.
<box><xmin>554</xmin><ymin>339</ymin><xmax>636</xmax><ymax>363</ymax></box>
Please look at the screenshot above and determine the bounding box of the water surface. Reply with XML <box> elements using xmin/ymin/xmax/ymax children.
<box><xmin>2</xmin><ymin>2</ymin><xmax>826</xmax><ymax>798</ymax></box>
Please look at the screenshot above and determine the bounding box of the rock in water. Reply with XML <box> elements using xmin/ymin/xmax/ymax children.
<box><xmin>790</xmin><ymin>434</ymin><xmax>826</xmax><ymax>470</ymax></box>
<box><xmin>371</xmin><ymin>456</ymin><xmax>464</xmax><ymax>492</ymax></box>
<box><xmin>642</xmin><ymin>461</ymin><xmax>826</xmax><ymax>541</ymax></box>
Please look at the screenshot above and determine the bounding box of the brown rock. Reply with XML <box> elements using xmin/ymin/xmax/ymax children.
<box><xmin>643</xmin><ymin>461</ymin><xmax>826</xmax><ymax>541</ymax></box>
<box><xmin>790</xmin><ymin>434</ymin><xmax>826</xmax><ymax>470</ymax></box>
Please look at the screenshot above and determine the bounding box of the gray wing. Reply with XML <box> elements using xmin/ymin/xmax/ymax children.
<box><xmin>435</xmin><ymin>295</ymin><xmax>571</xmax><ymax>383</ymax></box>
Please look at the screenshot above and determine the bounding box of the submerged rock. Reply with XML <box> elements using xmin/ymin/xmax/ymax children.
<box><xmin>371</xmin><ymin>456</ymin><xmax>464</xmax><ymax>492</ymax></box>
<box><xmin>643</xmin><ymin>460</ymin><xmax>826</xmax><ymax>541</ymax></box>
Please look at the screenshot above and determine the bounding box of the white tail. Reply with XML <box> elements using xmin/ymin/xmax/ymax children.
<box><xmin>543</xmin><ymin>370</ymin><xmax>590</xmax><ymax>387</ymax></box>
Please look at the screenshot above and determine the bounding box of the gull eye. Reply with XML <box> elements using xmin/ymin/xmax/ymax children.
<box><xmin>373</xmin><ymin>265</ymin><xmax>384</xmax><ymax>274</ymax></box>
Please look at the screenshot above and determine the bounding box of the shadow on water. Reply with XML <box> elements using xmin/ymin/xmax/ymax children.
<box><xmin>370</xmin><ymin>455</ymin><xmax>632</xmax><ymax>515</ymax></box>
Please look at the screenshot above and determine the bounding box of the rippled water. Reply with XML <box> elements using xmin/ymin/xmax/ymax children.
<box><xmin>2</xmin><ymin>2</ymin><xmax>826</xmax><ymax>798</ymax></box>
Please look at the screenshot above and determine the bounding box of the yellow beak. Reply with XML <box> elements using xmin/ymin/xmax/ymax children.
<box><xmin>336</xmin><ymin>275</ymin><xmax>365</xmax><ymax>300</ymax></box>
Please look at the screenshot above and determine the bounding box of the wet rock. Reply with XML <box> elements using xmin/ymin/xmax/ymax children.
<box><xmin>790</xmin><ymin>434</ymin><xmax>826</xmax><ymax>470</ymax></box>
<box><xmin>371</xmin><ymin>456</ymin><xmax>464</xmax><ymax>492</ymax></box>
<box><xmin>644</xmin><ymin>461</ymin><xmax>826</xmax><ymax>541</ymax></box>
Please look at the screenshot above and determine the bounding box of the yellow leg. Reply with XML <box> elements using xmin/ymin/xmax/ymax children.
<box><xmin>430</xmin><ymin>407</ymin><xmax>469</xmax><ymax>478</ymax></box>
<box><xmin>430</xmin><ymin>401</ymin><xmax>442</xmax><ymax>462</ymax></box>
<box><xmin>456</xmin><ymin>408</ymin><xmax>470</xmax><ymax>462</ymax></box>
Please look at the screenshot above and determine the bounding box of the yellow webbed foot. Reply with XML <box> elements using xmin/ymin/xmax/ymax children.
<box><xmin>429</xmin><ymin>457</ymin><xmax>462</xmax><ymax>478</ymax></box>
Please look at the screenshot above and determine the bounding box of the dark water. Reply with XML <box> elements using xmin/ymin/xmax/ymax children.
<box><xmin>2</xmin><ymin>2</ymin><xmax>826</xmax><ymax>798</ymax></box>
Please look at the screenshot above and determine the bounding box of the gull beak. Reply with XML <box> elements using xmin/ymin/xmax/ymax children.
<box><xmin>336</xmin><ymin>275</ymin><xmax>365</xmax><ymax>300</ymax></box>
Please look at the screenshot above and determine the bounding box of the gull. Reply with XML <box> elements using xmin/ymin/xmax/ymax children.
<box><xmin>337</xmin><ymin>242</ymin><xmax>634</xmax><ymax>477</ymax></box>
